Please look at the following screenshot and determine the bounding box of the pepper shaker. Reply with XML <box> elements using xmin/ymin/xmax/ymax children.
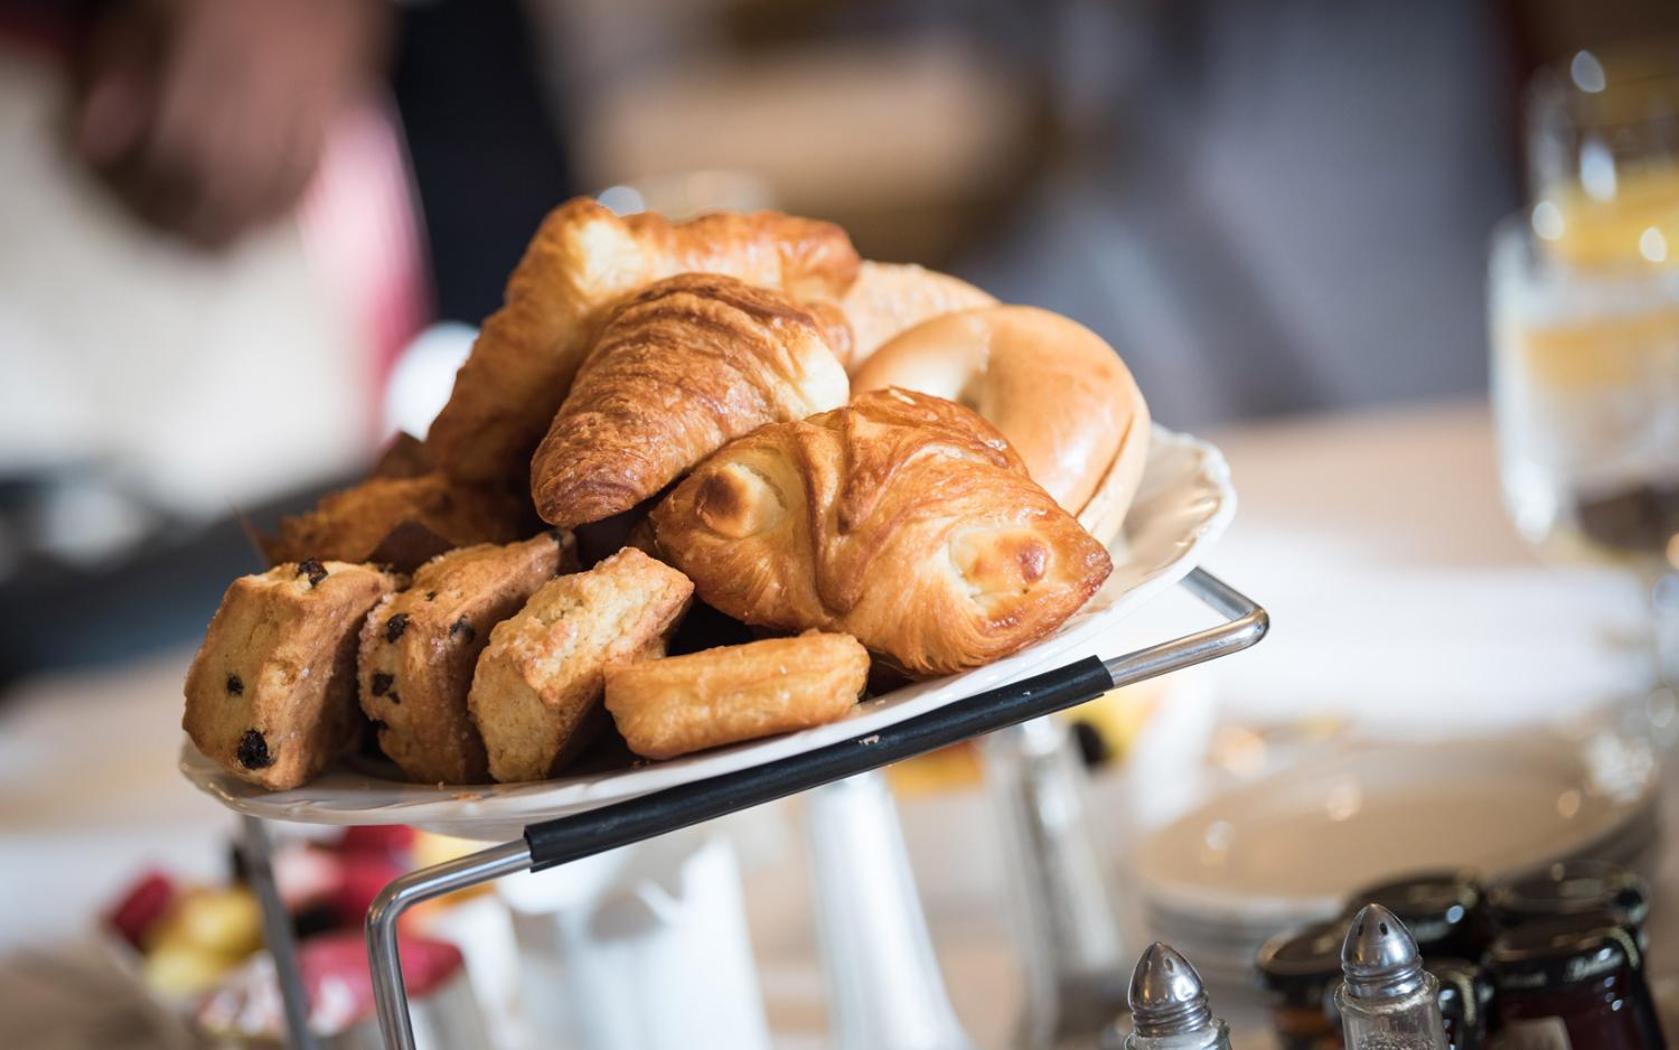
<box><xmin>1336</xmin><ymin>904</ymin><xmax>1449</xmax><ymax>1050</ymax></box>
<box><xmin>1117</xmin><ymin>942</ymin><xmax>1231</xmax><ymax>1050</ymax></box>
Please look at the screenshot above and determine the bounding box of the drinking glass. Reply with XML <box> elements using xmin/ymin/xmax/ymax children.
<box><xmin>1491</xmin><ymin>43</ymin><xmax>1679</xmax><ymax>715</ymax></box>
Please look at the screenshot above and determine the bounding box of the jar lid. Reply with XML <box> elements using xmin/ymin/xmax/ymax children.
<box><xmin>1257</xmin><ymin>919</ymin><xmax>1349</xmax><ymax>996</ymax></box>
<box><xmin>1348</xmin><ymin>869</ymin><xmax>1484</xmax><ymax>951</ymax></box>
<box><xmin>1488</xmin><ymin>911</ymin><xmax>1641</xmax><ymax>991</ymax></box>
<box><xmin>1488</xmin><ymin>860</ymin><xmax>1649</xmax><ymax>929</ymax></box>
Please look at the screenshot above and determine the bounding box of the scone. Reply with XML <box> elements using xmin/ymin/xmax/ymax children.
<box><xmin>358</xmin><ymin>533</ymin><xmax>576</xmax><ymax>784</ymax></box>
<box><xmin>263</xmin><ymin>472</ymin><xmax>537</xmax><ymax>573</ymax></box>
<box><xmin>184</xmin><ymin>561</ymin><xmax>401</xmax><ymax>790</ymax></box>
<box><xmin>469</xmin><ymin>548</ymin><xmax>694</xmax><ymax>782</ymax></box>
<box><xmin>604</xmin><ymin>632</ymin><xmax>868</xmax><ymax>760</ymax></box>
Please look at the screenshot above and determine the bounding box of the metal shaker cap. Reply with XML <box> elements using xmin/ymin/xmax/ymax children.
<box><xmin>1342</xmin><ymin>904</ymin><xmax>1428</xmax><ymax>999</ymax></box>
<box><xmin>1129</xmin><ymin>942</ymin><xmax>1214</xmax><ymax>1036</ymax></box>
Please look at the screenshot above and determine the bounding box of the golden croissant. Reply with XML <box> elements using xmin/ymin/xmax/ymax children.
<box><xmin>531</xmin><ymin>274</ymin><xmax>850</xmax><ymax>528</ymax></box>
<box><xmin>649</xmin><ymin>388</ymin><xmax>1113</xmax><ymax>676</ymax></box>
<box><xmin>426</xmin><ymin>197</ymin><xmax>860</xmax><ymax>485</ymax></box>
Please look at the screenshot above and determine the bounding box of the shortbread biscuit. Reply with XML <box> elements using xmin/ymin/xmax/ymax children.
<box><xmin>359</xmin><ymin>533</ymin><xmax>576</xmax><ymax>783</ymax></box>
<box><xmin>184</xmin><ymin>561</ymin><xmax>400</xmax><ymax>790</ymax></box>
<box><xmin>604</xmin><ymin>632</ymin><xmax>867</xmax><ymax>759</ymax></box>
<box><xmin>469</xmin><ymin>548</ymin><xmax>693</xmax><ymax>782</ymax></box>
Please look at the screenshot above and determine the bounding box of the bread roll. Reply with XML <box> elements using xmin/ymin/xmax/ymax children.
<box><xmin>837</xmin><ymin>261</ymin><xmax>995</xmax><ymax>371</ymax></box>
<box><xmin>649</xmin><ymin>388</ymin><xmax>1112</xmax><ymax>676</ymax></box>
<box><xmin>850</xmin><ymin>305</ymin><xmax>1150</xmax><ymax>543</ymax></box>
<box><xmin>426</xmin><ymin>198</ymin><xmax>859</xmax><ymax>484</ymax></box>
<box><xmin>530</xmin><ymin>274</ymin><xmax>849</xmax><ymax>529</ymax></box>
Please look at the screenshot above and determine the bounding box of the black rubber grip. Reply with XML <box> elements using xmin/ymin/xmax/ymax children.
<box><xmin>524</xmin><ymin>655</ymin><xmax>1115</xmax><ymax>871</ymax></box>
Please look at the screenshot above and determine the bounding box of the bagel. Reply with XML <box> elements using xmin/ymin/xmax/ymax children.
<box><xmin>837</xmin><ymin>261</ymin><xmax>996</xmax><ymax>372</ymax></box>
<box><xmin>850</xmin><ymin>305</ymin><xmax>1149</xmax><ymax>544</ymax></box>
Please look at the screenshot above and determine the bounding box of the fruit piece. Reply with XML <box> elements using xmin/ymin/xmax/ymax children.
<box><xmin>107</xmin><ymin>871</ymin><xmax>177</xmax><ymax>949</ymax></box>
<box><xmin>331</xmin><ymin>854</ymin><xmax>404</xmax><ymax>926</ymax></box>
<box><xmin>148</xmin><ymin>887</ymin><xmax>264</xmax><ymax>957</ymax></box>
<box><xmin>143</xmin><ymin>942</ymin><xmax>238</xmax><ymax>998</ymax></box>
<box><xmin>335</xmin><ymin>824</ymin><xmax>416</xmax><ymax>859</ymax></box>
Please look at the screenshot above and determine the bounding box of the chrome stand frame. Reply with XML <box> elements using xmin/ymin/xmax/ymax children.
<box><xmin>238</xmin><ymin>568</ymin><xmax>1266</xmax><ymax>1050</ymax></box>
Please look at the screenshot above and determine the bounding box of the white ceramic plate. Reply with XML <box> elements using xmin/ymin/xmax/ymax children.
<box><xmin>181</xmin><ymin>425</ymin><xmax>1235</xmax><ymax>840</ymax></box>
<box><xmin>1136</xmin><ymin>730</ymin><xmax>1660</xmax><ymax>937</ymax></box>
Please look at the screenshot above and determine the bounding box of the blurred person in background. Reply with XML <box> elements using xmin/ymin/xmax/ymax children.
<box><xmin>0</xmin><ymin>0</ymin><xmax>571</xmax><ymax>681</ymax></box>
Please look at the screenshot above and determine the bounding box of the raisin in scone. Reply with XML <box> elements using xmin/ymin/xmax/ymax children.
<box><xmin>184</xmin><ymin>560</ymin><xmax>401</xmax><ymax>790</ymax></box>
<box><xmin>469</xmin><ymin>547</ymin><xmax>693</xmax><ymax>782</ymax></box>
<box><xmin>358</xmin><ymin>532</ymin><xmax>577</xmax><ymax>784</ymax></box>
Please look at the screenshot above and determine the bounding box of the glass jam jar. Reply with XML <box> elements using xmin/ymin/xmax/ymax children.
<box><xmin>1487</xmin><ymin>861</ymin><xmax>1650</xmax><ymax>955</ymax></box>
<box><xmin>1349</xmin><ymin>870</ymin><xmax>1493</xmax><ymax>961</ymax></box>
<box><xmin>1488</xmin><ymin>911</ymin><xmax>1665</xmax><ymax>1049</ymax></box>
<box><xmin>1256</xmin><ymin>919</ymin><xmax>1347</xmax><ymax>1050</ymax></box>
<box><xmin>1428</xmin><ymin>958</ymin><xmax>1494</xmax><ymax>1050</ymax></box>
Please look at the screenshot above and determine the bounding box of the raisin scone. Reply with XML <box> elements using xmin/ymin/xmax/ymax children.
<box><xmin>469</xmin><ymin>547</ymin><xmax>693</xmax><ymax>782</ymax></box>
<box><xmin>358</xmin><ymin>532</ymin><xmax>577</xmax><ymax>784</ymax></box>
<box><xmin>184</xmin><ymin>560</ymin><xmax>401</xmax><ymax>790</ymax></box>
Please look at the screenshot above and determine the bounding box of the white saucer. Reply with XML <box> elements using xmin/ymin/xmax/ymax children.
<box><xmin>1135</xmin><ymin>729</ymin><xmax>1660</xmax><ymax>986</ymax></box>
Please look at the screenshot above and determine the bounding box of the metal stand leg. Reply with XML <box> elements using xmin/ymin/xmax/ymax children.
<box><xmin>240</xmin><ymin>816</ymin><xmax>318</xmax><ymax>1050</ymax></box>
<box><xmin>807</xmin><ymin>772</ymin><xmax>975</xmax><ymax>1050</ymax></box>
<box><xmin>367</xmin><ymin>840</ymin><xmax>533</xmax><ymax>1050</ymax></box>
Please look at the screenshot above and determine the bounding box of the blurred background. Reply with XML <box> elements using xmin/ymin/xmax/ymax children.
<box><xmin>7</xmin><ymin>2</ymin><xmax>1679</xmax><ymax>1048</ymax></box>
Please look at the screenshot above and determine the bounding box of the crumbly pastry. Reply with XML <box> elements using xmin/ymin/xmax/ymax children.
<box><xmin>649</xmin><ymin>389</ymin><xmax>1113</xmax><ymax>676</ymax></box>
<box><xmin>469</xmin><ymin>547</ymin><xmax>694</xmax><ymax>782</ymax></box>
<box><xmin>358</xmin><ymin>533</ymin><xmax>576</xmax><ymax>784</ymax></box>
<box><xmin>604</xmin><ymin>632</ymin><xmax>869</xmax><ymax>760</ymax></box>
<box><xmin>850</xmin><ymin>305</ymin><xmax>1151</xmax><ymax>541</ymax></box>
<box><xmin>425</xmin><ymin>197</ymin><xmax>860</xmax><ymax>485</ymax></box>
<box><xmin>530</xmin><ymin>274</ymin><xmax>850</xmax><ymax>528</ymax></box>
<box><xmin>837</xmin><ymin>261</ymin><xmax>996</xmax><ymax>372</ymax></box>
<box><xmin>184</xmin><ymin>561</ymin><xmax>401</xmax><ymax>790</ymax></box>
<box><xmin>263</xmin><ymin>472</ymin><xmax>536</xmax><ymax>572</ymax></box>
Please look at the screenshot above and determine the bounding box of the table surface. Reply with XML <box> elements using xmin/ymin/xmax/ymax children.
<box><xmin>0</xmin><ymin>400</ymin><xmax>1660</xmax><ymax>1048</ymax></box>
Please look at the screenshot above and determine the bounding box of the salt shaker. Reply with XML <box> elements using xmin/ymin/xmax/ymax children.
<box><xmin>1119</xmin><ymin>942</ymin><xmax>1231</xmax><ymax>1050</ymax></box>
<box><xmin>985</xmin><ymin>718</ymin><xmax>1129</xmax><ymax>1049</ymax></box>
<box><xmin>1336</xmin><ymin>904</ymin><xmax>1449</xmax><ymax>1050</ymax></box>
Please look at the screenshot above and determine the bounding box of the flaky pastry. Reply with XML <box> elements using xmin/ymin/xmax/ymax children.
<box><xmin>530</xmin><ymin>274</ymin><xmax>849</xmax><ymax>528</ymax></box>
<box><xmin>649</xmin><ymin>389</ymin><xmax>1112</xmax><ymax>676</ymax></box>
<box><xmin>604</xmin><ymin>632</ymin><xmax>868</xmax><ymax>759</ymax></box>
<box><xmin>426</xmin><ymin>198</ymin><xmax>858</xmax><ymax>484</ymax></box>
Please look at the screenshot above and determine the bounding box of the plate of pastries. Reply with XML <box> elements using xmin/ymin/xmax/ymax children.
<box><xmin>179</xmin><ymin>198</ymin><xmax>1233</xmax><ymax>839</ymax></box>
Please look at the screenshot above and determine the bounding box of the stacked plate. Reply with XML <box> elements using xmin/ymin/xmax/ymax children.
<box><xmin>1133</xmin><ymin>729</ymin><xmax>1661</xmax><ymax>990</ymax></box>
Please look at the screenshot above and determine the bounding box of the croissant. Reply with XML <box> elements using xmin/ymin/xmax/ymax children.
<box><xmin>531</xmin><ymin>274</ymin><xmax>850</xmax><ymax>528</ymax></box>
<box><xmin>649</xmin><ymin>388</ymin><xmax>1113</xmax><ymax>676</ymax></box>
<box><xmin>426</xmin><ymin>198</ymin><xmax>859</xmax><ymax>485</ymax></box>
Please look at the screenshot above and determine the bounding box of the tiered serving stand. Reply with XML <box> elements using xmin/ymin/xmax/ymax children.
<box><xmin>183</xmin><ymin>429</ymin><xmax>1268</xmax><ymax>1050</ymax></box>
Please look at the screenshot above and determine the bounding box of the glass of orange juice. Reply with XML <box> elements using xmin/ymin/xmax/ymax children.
<box><xmin>1491</xmin><ymin>43</ymin><xmax>1679</xmax><ymax>695</ymax></box>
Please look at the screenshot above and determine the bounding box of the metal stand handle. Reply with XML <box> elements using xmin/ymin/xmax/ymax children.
<box><xmin>237</xmin><ymin>568</ymin><xmax>1262</xmax><ymax>1049</ymax></box>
